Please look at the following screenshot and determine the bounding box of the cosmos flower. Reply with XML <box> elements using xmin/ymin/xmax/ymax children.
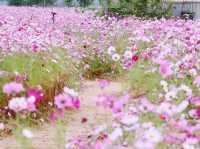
<box><xmin>112</xmin><ymin>53</ymin><xmax>120</xmax><ymax>61</ymax></box>
<box><xmin>107</xmin><ymin>46</ymin><xmax>116</xmax><ymax>55</ymax></box>
<box><xmin>144</xmin><ymin>127</ymin><xmax>163</xmax><ymax>143</ymax></box>
<box><xmin>27</xmin><ymin>96</ymin><xmax>37</xmax><ymax>112</ymax></box>
<box><xmin>64</xmin><ymin>87</ymin><xmax>78</xmax><ymax>97</ymax></box>
<box><xmin>8</xmin><ymin>97</ymin><xmax>27</xmax><ymax>112</ymax></box>
<box><xmin>134</xmin><ymin>139</ymin><xmax>155</xmax><ymax>149</ymax></box>
<box><xmin>109</xmin><ymin>127</ymin><xmax>123</xmax><ymax>141</ymax></box>
<box><xmin>54</xmin><ymin>93</ymin><xmax>73</xmax><ymax>109</ymax></box>
<box><xmin>176</xmin><ymin>100</ymin><xmax>189</xmax><ymax>113</ymax></box>
<box><xmin>194</xmin><ymin>76</ymin><xmax>200</xmax><ymax>87</ymax></box>
<box><xmin>22</xmin><ymin>129</ymin><xmax>34</xmax><ymax>138</ymax></box>
<box><xmin>72</xmin><ymin>97</ymin><xmax>80</xmax><ymax>109</ymax></box>
<box><xmin>120</xmin><ymin>113</ymin><xmax>139</xmax><ymax>126</ymax></box>
<box><xmin>189</xmin><ymin>96</ymin><xmax>200</xmax><ymax>107</ymax></box>
<box><xmin>132</xmin><ymin>55</ymin><xmax>139</xmax><ymax>62</ymax></box>
<box><xmin>124</xmin><ymin>50</ymin><xmax>133</xmax><ymax>59</ymax></box>
<box><xmin>97</xmin><ymin>79</ymin><xmax>110</xmax><ymax>89</ymax></box>
<box><xmin>0</xmin><ymin>123</ymin><xmax>5</xmax><ymax>130</ymax></box>
<box><xmin>3</xmin><ymin>82</ymin><xmax>24</xmax><ymax>95</ymax></box>
<box><xmin>159</xmin><ymin>61</ymin><xmax>173</xmax><ymax>78</ymax></box>
<box><xmin>27</xmin><ymin>88</ymin><xmax>43</xmax><ymax>104</ymax></box>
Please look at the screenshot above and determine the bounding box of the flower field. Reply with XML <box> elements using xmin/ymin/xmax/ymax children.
<box><xmin>0</xmin><ymin>6</ymin><xmax>200</xmax><ymax>149</ymax></box>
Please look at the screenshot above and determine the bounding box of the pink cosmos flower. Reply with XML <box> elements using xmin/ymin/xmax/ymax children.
<box><xmin>97</xmin><ymin>79</ymin><xmax>110</xmax><ymax>89</ymax></box>
<box><xmin>123</xmin><ymin>60</ymin><xmax>134</xmax><ymax>69</ymax></box>
<box><xmin>3</xmin><ymin>82</ymin><xmax>24</xmax><ymax>95</ymax></box>
<box><xmin>140</xmin><ymin>97</ymin><xmax>156</xmax><ymax>112</ymax></box>
<box><xmin>27</xmin><ymin>88</ymin><xmax>43</xmax><ymax>104</ymax></box>
<box><xmin>112</xmin><ymin>100</ymin><xmax>124</xmax><ymax>113</ymax></box>
<box><xmin>32</xmin><ymin>43</ymin><xmax>39</xmax><ymax>52</ymax></box>
<box><xmin>49</xmin><ymin>109</ymin><xmax>65</xmax><ymax>121</ymax></box>
<box><xmin>189</xmin><ymin>96</ymin><xmax>200</xmax><ymax>107</ymax></box>
<box><xmin>27</xmin><ymin>96</ymin><xmax>36</xmax><ymax>112</ymax></box>
<box><xmin>164</xmin><ymin>135</ymin><xmax>182</xmax><ymax>144</ymax></box>
<box><xmin>54</xmin><ymin>93</ymin><xmax>73</xmax><ymax>109</ymax></box>
<box><xmin>194</xmin><ymin>76</ymin><xmax>200</xmax><ymax>87</ymax></box>
<box><xmin>94</xmin><ymin>141</ymin><xmax>103</xmax><ymax>149</ymax></box>
<box><xmin>96</xmin><ymin>94</ymin><xmax>117</xmax><ymax>109</ymax></box>
<box><xmin>65</xmin><ymin>138</ymin><xmax>87</xmax><ymax>149</ymax></box>
<box><xmin>159</xmin><ymin>61</ymin><xmax>173</xmax><ymax>78</ymax></box>
<box><xmin>15</xmin><ymin>74</ymin><xmax>27</xmax><ymax>81</ymax></box>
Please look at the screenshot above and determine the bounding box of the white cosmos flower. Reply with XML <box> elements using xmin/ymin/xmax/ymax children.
<box><xmin>134</xmin><ymin>139</ymin><xmax>155</xmax><ymax>149</ymax></box>
<box><xmin>0</xmin><ymin>123</ymin><xmax>5</xmax><ymax>130</ymax></box>
<box><xmin>64</xmin><ymin>87</ymin><xmax>78</xmax><ymax>97</ymax></box>
<box><xmin>112</xmin><ymin>54</ymin><xmax>120</xmax><ymax>61</ymax></box>
<box><xmin>124</xmin><ymin>50</ymin><xmax>133</xmax><ymax>59</ymax></box>
<box><xmin>179</xmin><ymin>84</ymin><xmax>192</xmax><ymax>97</ymax></box>
<box><xmin>27</xmin><ymin>96</ymin><xmax>36</xmax><ymax>104</ymax></box>
<box><xmin>157</xmin><ymin>102</ymin><xmax>176</xmax><ymax>116</ymax></box>
<box><xmin>120</xmin><ymin>114</ymin><xmax>139</xmax><ymax>126</ymax></box>
<box><xmin>107</xmin><ymin>46</ymin><xmax>116</xmax><ymax>55</ymax></box>
<box><xmin>163</xmin><ymin>86</ymin><xmax>169</xmax><ymax>93</ymax></box>
<box><xmin>189</xmin><ymin>68</ymin><xmax>197</xmax><ymax>76</ymax></box>
<box><xmin>22</xmin><ymin>129</ymin><xmax>34</xmax><ymax>138</ymax></box>
<box><xmin>109</xmin><ymin>127</ymin><xmax>123</xmax><ymax>141</ymax></box>
<box><xmin>8</xmin><ymin>97</ymin><xmax>28</xmax><ymax>112</ymax></box>
<box><xmin>183</xmin><ymin>138</ymin><xmax>198</xmax><ymax>149</ymax></box>
<box><xmin>144</xmin><ymin>127</ymin><xmax>163</xmax><ymax>143</ymax></box>
<box><xmin>160</xmin><ymin>80</ymin><xmax>169</xmax><ymax>92</ymax></box>
<box><xmin>93</xmin><ymin>125</ymin><xmax>107</xmax><ymax>135</ymax></box>
<box><xmin>160</xmin><ymin>80</ymin><xmax>168</xmax><ymax>87</ymax></box>
<box><xmin>142</xmin><ymin>122</ymin><xmax>154</xmax><ymax>129</ymax></box>
<box><xmin>65</xmin><ymin>143</ymin><xmax>71</xmax><ymax>148</ymax></box>
<box><xmin>176</xmin><ymin>100</ymin><xmax>189</xmax><ymax>113</ymax></box>
<box><xmin>165</xmin><ymin>90</ymin><xmax>177</xmax><ymax>101</ymax></box>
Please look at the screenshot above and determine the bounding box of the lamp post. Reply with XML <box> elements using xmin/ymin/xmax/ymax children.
<box><xmin>43</xmin><ymin>0</ymin><xmax>46</xmax><ymax>7</ymax></box>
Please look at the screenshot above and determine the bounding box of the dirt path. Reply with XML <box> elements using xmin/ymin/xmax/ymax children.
<box><xmin>0</xmin><ymin>80</ymin><xmax>122</xmax><ymax>149</ymax></box>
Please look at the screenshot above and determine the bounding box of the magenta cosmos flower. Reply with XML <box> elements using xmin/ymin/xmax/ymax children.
<box><xmin>196</xmin><ymin>109</ymin><xmax>200</xmax><ymax>118</ymax></box>
<box><xmin>27</xmin><ymin>89</ymin><xmax>43</xmax><ymax>104</ymax></box>
<box><xmin>72</xmin><ymin>97</ymin><xmax>80</xmax><ymax>109</ymax></box>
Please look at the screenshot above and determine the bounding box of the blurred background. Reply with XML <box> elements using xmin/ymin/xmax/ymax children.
<box><xmin>0</xmin><ymin>0</ymin><xmax>199</xmax><ymax>19</ymax></box>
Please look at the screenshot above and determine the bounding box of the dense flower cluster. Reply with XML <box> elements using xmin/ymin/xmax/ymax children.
<box><xmin>0</xmin><ymin>6</ymin><xmax>200</xmax><ymax>149</ymax></box>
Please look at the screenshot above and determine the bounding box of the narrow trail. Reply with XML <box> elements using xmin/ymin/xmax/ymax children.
<box><xmin>0</xmin><ymin>81</ymin><xmax>123</xmax><ymax>149</ymax></box>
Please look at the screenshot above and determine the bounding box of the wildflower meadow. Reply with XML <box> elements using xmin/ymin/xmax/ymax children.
<box><xmin>0</xmin><ymin>5</ymin><xmax>200</xmax><ymax>149</ymax></box>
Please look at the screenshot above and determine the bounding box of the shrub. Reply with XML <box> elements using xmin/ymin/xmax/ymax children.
<box><xmin>106</xmin><ymin>0</ymin><xmax>172</xmax><ymax>18</ymax></box>
<box><xmin>78</xmin><ymin>50</ymin><xmax>123</xmax><ymax>79</ymax></box>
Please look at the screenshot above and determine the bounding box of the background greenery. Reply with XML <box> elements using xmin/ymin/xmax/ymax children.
<box><xmin>8</xmin><ymin>0</ymin><xmax>56</xmax><ymax>6</ymax></box>
<box><xmin>7</xmin><ymin>0</ymin><xmax>172</xmax><ymax>18</ymax></box>
<box><xmin>107</xmin><ymin>0</ymin><xmax>172</xmax><ymax>18</ymax></box>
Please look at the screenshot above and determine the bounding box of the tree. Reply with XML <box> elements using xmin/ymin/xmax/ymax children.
<box><xmin>106</xmin><ymin>0</ymin><xmax>172</xmax><ymax>18</ymax></box>
<box><xmin>8</xmin><ymin>0</ymin><xmax>56</xmax><ymax>6</ymax></box>
<box><xmin>79</xmin><ymin>0</ymin><xmax>93</xmax><ymax>7</ymax></box>
<box><xmin>65</xmin><ymin>0</ymin><xmax>73</xmax><ymax>6</ymax></box>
